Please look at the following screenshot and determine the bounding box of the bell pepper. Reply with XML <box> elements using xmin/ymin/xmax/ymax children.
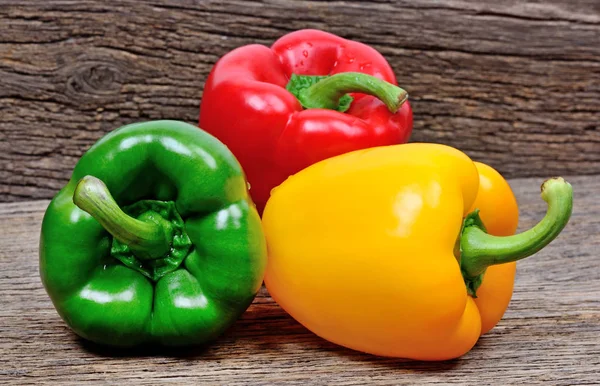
<box><xmin>39</xmin><ymin>120</ymin><xmax>267</xmax><ymax>347</ymax></box>
<box><xmin>199</xmin><ymin>29</ymin><xmax>413</xmax><ymax>213</ymax></box>
<box><xmin>262</xmin><ymin>143</ymin><xmax>572</xmax><ymax>360</ymax></box>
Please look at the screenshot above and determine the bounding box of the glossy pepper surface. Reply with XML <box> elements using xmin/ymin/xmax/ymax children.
<box><xmin>262</xmin><ymin>143</ymin><xmax>572</xmax><ymax>360</ymax></box>
<box><xmin>40</xmin><ymin>120</ymin><xmax>267</xmax><ymax>347</ymax></box>
<box><xmin>199</xmin><ymin>29</ymin><xmax>413</xmax><ymax>213</ymax></box>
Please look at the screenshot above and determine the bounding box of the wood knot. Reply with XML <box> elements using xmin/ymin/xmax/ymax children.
<box><xmin>66</xmin><ymin>61</ymin><xmax>124</xmax><ymax>97</ymax></box>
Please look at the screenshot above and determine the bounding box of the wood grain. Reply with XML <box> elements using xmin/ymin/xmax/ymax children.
<box><xmin>0</xmin><ymin>175</ymin><xmax>598</xmax><ymax>385</ymax></box>
<box><xmin>1</xmin><ymin>0</ymin><xmax>600</xmax><ymax>202</ymax></box>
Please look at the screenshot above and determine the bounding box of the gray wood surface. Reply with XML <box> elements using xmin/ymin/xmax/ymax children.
<box><xmin>1</xmin><ymin>0</ymin><xmax>600</xmax><ymax>202</ymax></box>
<box><xmin>1</xmin><ymin>175</ymin><xmax>598</xmax><ymax>385</ymax></box>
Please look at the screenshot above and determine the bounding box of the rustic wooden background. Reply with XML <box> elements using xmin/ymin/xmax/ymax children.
<box><xmin>1</xmin><ymin>0</ymin><xmax>599</xmax><ymax>202</ymax></box>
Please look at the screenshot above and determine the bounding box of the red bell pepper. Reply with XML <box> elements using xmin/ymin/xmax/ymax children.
<box><xmin>199</xmin><ymin>29</ymin><xmax>413</xmax><ymax>213</ymax></box>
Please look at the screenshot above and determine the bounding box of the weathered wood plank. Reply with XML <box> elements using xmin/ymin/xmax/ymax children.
<box><xmin>0</xmin><ymin>175</ymin><xmax>598</xmax><ymax>384</ymax></box>
<box><xmin>1</xmin><ymin>0</ymin><xmax>599</xmax><ymax>202</ymax></box>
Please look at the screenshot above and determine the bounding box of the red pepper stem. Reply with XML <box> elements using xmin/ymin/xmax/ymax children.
<box><xmin>298</xmin><ymin>72</ymin><xmax>408</xmax><ymax>113</ymax></box>
<box><xmin>73</xmin><ymin>175</ymin><xmax>171</xmax><ymax>260</ymax></box>
<box><xmin>460</xmin><ymin>178</ymin><xmax>572</xmax><ymax>286</ymax></box>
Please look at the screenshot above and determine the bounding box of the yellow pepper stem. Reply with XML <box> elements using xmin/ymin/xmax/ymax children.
<box><xmin>73</xmin><ymin>175</ymin><xmax>172</xmax><ymax>260</ymax></box>
<box><xmin>460</xmin><ymin>177</ymin><xmax>573</xmax><ymax>297</ymax></box>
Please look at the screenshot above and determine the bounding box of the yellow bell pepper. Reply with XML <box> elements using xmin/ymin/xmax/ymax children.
<box><xmin>262</xmin><ymin>143</ymin><xmax>572</xmax><ymax>360</ymax></box>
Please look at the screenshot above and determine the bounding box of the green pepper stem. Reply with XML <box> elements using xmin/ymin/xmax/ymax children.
<box><xmin>461</xmin><ymin>177</ymin><xmax>573</xmax><ymax>281</ymax></box>
<box><xmin>298</xmin><ymin>72</ymin><xmax>408</xmax><ymax>113</ymax></box>
<box><xmin>73</xmin><ymin>175</ymin><xmax>171</xmax><ymax>260</ymax></box>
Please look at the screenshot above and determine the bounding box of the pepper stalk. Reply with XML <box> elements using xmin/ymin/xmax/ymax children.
<box><xmin>73</xmin><ymin>175</ymin><xmax>173</xmax><ymax>260</ymax></box>
<box><xmin>286</xmin><ymin>72</ymin><xmax>408</xmax><ymax>113</ymax></box>
<box><xmin>460</xmin><ymin>177</ymin><xmax>573</xmax><ymax>296</ymax></box>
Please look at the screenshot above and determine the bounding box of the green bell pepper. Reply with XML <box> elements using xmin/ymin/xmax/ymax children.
<box><xmin>39</xmin><ymin>120</ymin><xmax>267</xmax><ymax>347</ymax></box>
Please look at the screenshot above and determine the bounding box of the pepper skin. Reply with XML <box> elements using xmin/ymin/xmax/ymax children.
<box><xmin>39</xmin><ymin>120</ymin><xmax>267</xmax><ymax>347</ymax></box>
<box><xmin>262</xmin><ymin>144</ymin><xmax>572</xmax><ymax>360</ymax></box>
<box><xmin>199</xmin><ymin>29</ymin><xmax>413</xmax><ymax>213</ymax></box>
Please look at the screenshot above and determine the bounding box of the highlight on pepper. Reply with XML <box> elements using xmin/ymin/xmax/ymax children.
<box><xmin>262</xmin><ymin>143</ymin><xmax>572</xmax><ymax>361</ymax></box>
<box><xmin>39</xmin><ymin>120</ymin><xmax>267</xmax><ymax>347</ymax></box>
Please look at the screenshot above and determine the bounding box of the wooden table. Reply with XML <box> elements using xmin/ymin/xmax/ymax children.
<box><xmin>1</xmin><ymin>175</ymin><xmax>598</xmax><ymax>385</ymax></box>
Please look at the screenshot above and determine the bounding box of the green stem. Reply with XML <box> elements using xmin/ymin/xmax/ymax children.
<box><xmin>461</xmin><ymin>177</ymin><xmax>573</xmax><ymax>295</ymax></box>
<box><xmin>298</xmin><ymin>72</ymin><xmax>408</xmax><ymax>113</ymax></box>
<box><xmin>73</xmin><ymin>175</ymin><xmax>171</xmax><ymax>260</ymax></box>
